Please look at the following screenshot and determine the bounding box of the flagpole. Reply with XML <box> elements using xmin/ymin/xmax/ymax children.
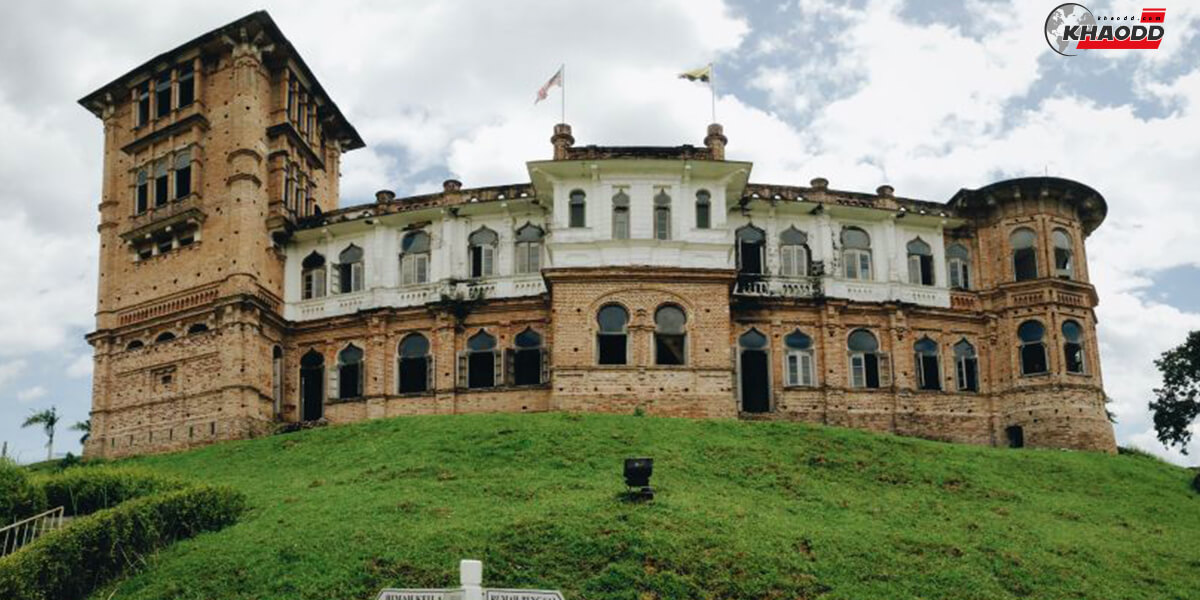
<box><xmin>561</xmin><ymin>63</ymin><xmax>566</xmax><ymax>124</ymax></box>
<box><xmin>710</xmin><ymin>62</ymin><xmax>716</xmax><ymax>123</ymax></box>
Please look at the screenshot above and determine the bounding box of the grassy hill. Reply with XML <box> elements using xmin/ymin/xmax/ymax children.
<box><xmin>93</xmin><ymin>413</ymin><xmax>1198</xmax><ymax>600</ymax></box>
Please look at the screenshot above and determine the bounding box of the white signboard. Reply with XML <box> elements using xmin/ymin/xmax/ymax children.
<box><xmin>484</xmin><ymin>589</ymin><xmax>565</xmax><ymax>600</ymax></box>
<box><xmin>376</xmin><ymin>589</ymin><xmax>463</xmax><ymax>600</ymax></box>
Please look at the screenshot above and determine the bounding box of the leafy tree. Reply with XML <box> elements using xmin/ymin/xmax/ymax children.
<box><xmin>70</xmin><ymin>419</ymin><xmax>91</xmax><ymax>445</ymax></box>
<box><xmin>1150</xmin><ymin>331</ymin><xmax>1200</xmax><ymax>454</ymax></box>
<box><xmin>21</xmin><ymin>407</ymin><xmax>60</xmax><ymax>462</ymax></box>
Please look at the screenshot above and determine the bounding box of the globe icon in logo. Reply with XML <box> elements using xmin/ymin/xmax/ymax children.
<box><xmin>1045</xmin><ymin>3</ymin><xmax>1097</xmax><ymax>56</ymax></box>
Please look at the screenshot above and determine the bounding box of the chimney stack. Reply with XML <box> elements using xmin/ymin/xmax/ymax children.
<box><xmin>375</xmin><ymin>189</ymin><xmax>395</xmax><ymax>203</ymax></box>
<box><xmin>551</xmin><ymin>123</ymin><xmax>574</xmax><ymax>160</ymax></box>
<box><xmin>704</xmin><ymin>123</ymin><xmax>727</xmax><ymax>160</ymax></box>
<box><xmin>810</xmin><ymin>177</ymin><xmax>829</xmax><ymax>191</ymax></box>
<box><xmin>443</xmin><ymin>179</ymin><xmax>463</xmax><ymax>193</ymax></box>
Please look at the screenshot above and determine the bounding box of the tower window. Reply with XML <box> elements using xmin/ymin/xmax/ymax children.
<box><xmin>568</xmin><ymin>189</ymin><xmax>586</xmax><ymax>228</ymax></box>
<box><xmin>173</xmin><ymin>150</ymin><xmax>192</xmax><ymax>199</ymax></box>
<box><xmin>135</xmin><ymin>169</ymin><xmax>149</xmax><ymax>214</ymax></box>
<box><xmin>947</xmin><ymin>243</ymin><xmax>970</xmax><ymax>290</ymax></box>
<box><xmin>907</xmin><ymin>238</ymin><xmax>934</xmax><ymax>286</ymax></box>
<box><xmin>462</xmin><ymin>331</ymin><xmax>499</xmax><ymax>389</ymax></box>
<box><xmin>155</xmin><ymin>71</ymin><xmax>172</xmax><ymax>118</ymax></box>
<box><xmin>177</xmin><ymin>62</ymin><xmax>195</xmax><ymax>108</ymax></box>
<box><xmin>653</xmin><ymin>305</ymin><xmax>687</xmax><ymax>365</ymax></box>
<box><xmin>784</xmin><ymin>330</ymin><xmax>815</xmax><ymax>387</ymax></box>
<box><xmin>1053</xmin><ymin>229</ymin><xmax>1074</xmax><ymax>280</ymax></box>
<box><xmin>653</xmin><ymin>189</ymin><xmax>672</xmax><ymax>241</ymax></box>
<box><xmin>135</xmin><ymin>81</ymin><xmax>151</xmax><ymax>126</ymax></box>
<box><xmin>736</xmin><ymin>225</ymin><xmax>766</xmax><ymax>275</ymax></box>
<box><xmin>1011</xmin><ymin>228</ymin><xmax>1038</xmax><ymax>281</ymax></box>
<box><xmin>514</xmin><ymin>224</ymin><xmax>544</xmax><ymax>275</ymax></box>
<box><xmin>337</xmin><ymin>345</ymin><xmax>365</xmax><ymax>399</ymax></box>
<box><xmin>779</xmin><ymin>227</ymin><xmax>810</xmax><ymax>277</ymax></box>
<box><xmin>695</xmin><ymin>190</ymin><xmax>711</xmax><ymax>229</ymax></box>
<box><xmin>468</xmin><ymin>227</ymin><xmax>498</xmax><ymax>278</ymax></box>
<box><xmin>336</xmin><ymin>245</ymin><xmax>364</xmax><ymax>293</ymax></box>
<box><xmin>400</xmin><ymin>231</ymin><xmax>431</xmax><ymax>285</ymax></box>
<box><xmin>1062</xmin><ymin>320</ymin><xmax>1085</xmax><ymax>374</ymax></box>
<box><xmin>301</xmin><ymin>251</ymin><xmax>327</xmax><ymax>299</ymax></box>
<box><xmin>842</xmin><ymin>227</ymin><xmax>873</xmax><ymax>281</ymax></box>
<box><xmin>612</xmin><ymin>189</ymin><xmax>630</xmax><ymax>239</ymax></box>
<box><xmin>154</xmin><ymin>159</ymin><xmax>169</xmax><ymax>207</ymax></box>
<box><xmin>512</xmin><ymin>328</ymin><xmax>546</xmax><ymax>386</ymax></box>
<box><xmin>913</xmin><ymin>337</ymin><xmax>941</xmax><ymax>391</ymax></box>
<box><xmin>954</xmin><ymin>339</ymin><xmax>979</xmax><ymax>392</ymax></box>
<box><xmin>597</xmin><ymin>304</ymin><xmax>629</xmax><ymax>365</ymax></box>
<box><xmin>848</xmin><ymin>329</ymin><xmax>888</xmax><ymax>388</ymax></box>
<box><xmin>398</xmin><ymin>333</ymin><xmax>431</xmax><ymax>394</ymax></box>
<box><xmin>1018</xmin><ymin>320</ymin><xmax>1048</xmax><ymax>375</ymax></box>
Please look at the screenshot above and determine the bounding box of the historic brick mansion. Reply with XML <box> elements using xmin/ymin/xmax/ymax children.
<box><xmin>78</xmin><ymin>12</ymin><xmax>1116</xmax><ymax>458</ymax></box>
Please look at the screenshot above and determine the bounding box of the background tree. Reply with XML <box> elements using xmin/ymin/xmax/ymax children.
<box><xmin>21</xmin><ymin>407</ymin><xmax>60</xmax><ymax>462</ymax></box>
<box><xmin>1150</xmin><ymin>330</ymin><xmax>1200</xmax><ymax>455</ymax></box>
<box><xmin>70</xmin><ymin>419</ymin><xmax>91</xmax><ymax>445</ymax></box>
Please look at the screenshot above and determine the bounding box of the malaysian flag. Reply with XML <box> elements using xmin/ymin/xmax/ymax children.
<box><xmin>535</xmin><ymin>66</ymin><xmax>563</xmax><ymax>104</ymax></box>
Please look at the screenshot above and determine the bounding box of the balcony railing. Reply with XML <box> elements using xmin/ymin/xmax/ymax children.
<box><xmin>734</xmin><ymin>276</ymin><xmax>819</xmax><ymax>298</ymax></box>
<box><xmin>287</xmin><ymin>276</ymin><xmax>548</xmax><ymax>321</ymax></box>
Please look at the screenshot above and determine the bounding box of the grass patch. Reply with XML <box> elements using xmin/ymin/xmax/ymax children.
<box><xmin>91</xmin><ymin>413</ymin><xmax>1198</xmax><ymax>600</ymax></box>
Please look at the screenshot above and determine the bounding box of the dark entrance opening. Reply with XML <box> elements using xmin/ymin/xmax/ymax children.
<box><xmin>399</xmin><ymin>357</ymin><xmax>428</xmax><ymax>393</ymax></box>
<box><xmin>514</xmin><ymin>349</ymin><xmax>541</xmax><ymax>386</ymax></box>
<box><xmin>1006</xmin><ymin>425</ymin><xmax>1025</xmax><ymax>448</ymax></box>
<box><xmin>299</xmin><ymin>351</ymin><xmax>324</xmax><ymax>421</ymax></box>
<box><xmin>740</xmin><ymin>350</ymin><xmax>770</xmax><ymax>413</ymax></box>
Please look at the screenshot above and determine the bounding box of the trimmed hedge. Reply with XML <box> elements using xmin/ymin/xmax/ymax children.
<box><xmin>0</xmin><ymin>460</ymin><xmax>47</xmax><ymax>524</ymax></box>
<box><xmin>0</xmin><ymin>485</ymin><xmax>246</xmax><ymax>600</ymax></box>
<box><xmin>36</xmin><ymin>467</ymin><xmax>185</xmax><ymax>516</ymax></box>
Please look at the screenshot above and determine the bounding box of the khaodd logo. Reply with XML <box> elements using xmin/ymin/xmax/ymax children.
<box><xmin>1045</xmin><ymin>4</ymin><xmax>1165</xmax><ymax>56</ymax></box>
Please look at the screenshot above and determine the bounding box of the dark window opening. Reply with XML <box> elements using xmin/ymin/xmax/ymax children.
<box><xmin>186</xmin><ymin>323</ymin><xmax>208</xmax><ymax>335</ymax></box>
<box><xmin>174</xmin><ymin>165</ymin><xmax>191</xmax><ymax>199</ymax></box>
<box><xmin>914</xmin><ymin>338</ymin><xmax>940</xmax><ymax>391</ymax></box>
<box><xmin>399</xmin><ymin>357</ymin><xmax>429</xmax><ymax>393</ymax></box>
<box><xmin>136</xmin><ymin>82</ymin><xmax>151</xmax><ymax>126</ymax></box>
<box><xmin>155</xmin><ymin>332</ymin><xmax>176</xmax><ymax>343</ymax></box>
<box><xmin>1018</xmin><ymin>320</ymin><xmax>1047</xmax><ymax>375</ymax></box>
<box><xmin>597</xmin><ymin>305</ymin><xmax>629</xmax><ymax>365</ymax></box>
<box><xmin>177</xmin><ymin>63</ymin><xmax>195</xmax><ymax>108</ymax></box>
<box><xmin>300</xmin><ymin>351</ymin><xmax>324</xmax><ymax>421</ymax></box>
<box><xmin>468</xmin><ymin>352</ymin><xmax>495</xmax><ymax>388</ymax></box>
<box><xmin>654</xmin><ymin>305</ymin><xmax>687</xmax><ymax>365</ymax></box>
<box><xmin>1012</xmin><ymin>228</ymin><xmax>1038</xmax><ymax>281</ymax></box>
<box><xmin>569</xmin><ymin>190</ymin><xmax>586</xmax><ymax>228</ymax></box>
<box><xmin>155</xmin><ymin>72</ymin><xmax>172</xmax><ymax>118</ymax></box>
<box><xmin>695</xmin><ymin>190</ymin><xmax>711</xmax><ymax>229</ymax></box>
<box><xmin>155</xmin><ymin>172</ymin><xmax>169</xmax><ymax>207</ymax></box>
<box><xmin>514</xmin><ymin>349</ymin><xmax>542</xmax><ymax>385</ymax></box>
<box><xmin>1006</xmin><ymin>425</ymin><xmax>1025</xmax><ymax>448</ymax></box>
<box><xmin>338</xmin><ymin>345</ymin><xmax>364</xmax><ymax>399</ymax></box>
<box><xmin>1062</xmin><ymin>320</ymin><xmax>1085</xmax><ymax>373</ymax></box>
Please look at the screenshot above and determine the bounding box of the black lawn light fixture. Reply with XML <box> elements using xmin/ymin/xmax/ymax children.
<box><xmin>623</xmin><ymin>457</ymin><xmax>654</xmax><ymax>500</ymax></box>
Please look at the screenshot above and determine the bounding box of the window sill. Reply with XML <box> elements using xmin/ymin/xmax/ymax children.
<box><xmin>1019</xmin><ymin>372</ymin><xmax>1051</xmax><ymax>378</ymax></box>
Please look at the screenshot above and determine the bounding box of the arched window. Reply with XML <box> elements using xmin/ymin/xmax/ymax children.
<box><xmin>953</xmin><ymin>339</ymin><xmax>978</xmax><ymax>392</ymax></box>
<box><xmin>126</xmin><ymin>340</ymin><xmax>144</xmax><ymax>351</ymax></box>
<box><xmin>568</xmin><ymin>189</ymin><xmax>586</xmax><ymax>228</ymax></box>
<box><xmin>1011</xmin><ymin>228</ymin><xmax>1038</xmax><ymax>281</ymax></box>
<box><xmin>1018</xmin><ymin>320</ymin><xmax>1047</xmax><ymax>375</ymax></box>
<box><xmin>913</xmin><ymin>337</ymin><xmax>941</xmax><ymax>391</ymax></box>
<box><xmin>1062</xmin><ymin>320</ymin><xmax>1085</xmax><ymax>374</ymax></box>
<box><xmin>784</xmin><ymin>330</ymin><xmax>815</xmax><ymax>387</ymax></box>
<box><xmin>186</xmin><ymin>323</ymin><xmax>209</xmax><ymax>335</ymax></box>
<box><xmin>946</xmin><ymin>243</ymin><xmax>970</xmax><ymax>290</ymax></box>
<box><xmin>173</xmin><ymin>149</ymin><xmax>192</xmax><ymax>199</ymax></box>
<box><xmin>654</xmin><ymin>189</ymin><xmax>672</xmax><ymax>241</ymax></box>
<box><xmin>842</xmin><ymin>227</ymin><xmax>872</xmax><ymax>281</ymax></box>
<box><xmin>654</xmin><ymin>305</ymin><xmax>687</xmax><ymax>365</ymax></box>
<box><xmin>907</xmin><ymin>238</ymin><xmax>934</xmax><ymax>286</ymax></box>
<box><xmin>695</xmin><ymin>190</ymin><xmax>711</xmax><ymax>229</ymax></box>
<box><xmin>739</xmin><ymin>329</ymin><xmax>771</xmax><ymax>412</ymax></box>
<box><xmin>611</xmin><ymin>189</ymin><xmax>630</xmax><ymax>239</ymax></box>
<box><xmin>514</xmin><ymin>224</ymin><xmax>544</xmax><ymax>275</ymax></box>
<box><xmin>153</xmin><ymin>158</ymin><xmax>169</xmax><ymax>208</ymax></box>
<box><xmin>779</xmin><ymin>227</ymin><xmax>810</xmax><ymax>278</ymax></box>
<box><xmin>848</xmin><ymin>329</ymin><xmax>889</xmax><ymax>388</ymax></box>
<box><xmin>155</xmin><ymin>331</ymin><xmax>176</xmax><ymax>344</ymax></box>
<box><xmin>1053</xmin><ymin>229</ymin><xmax>1074</xmax><ymax>280</ymax></box>
<box><xmin>336</xmin><ymin>344</ymin><xmax>365</xmax><ymax>399</ymax></box>
<box><xmin>398</xmin><ymin>333</ymin><xmax>431</xmax><ymax>394</ymax></box>
<box><xmin>597</xmin><ymin>304</ymin><xmax>629</xmax><ymax>365</ymax></box>
<box><xmin>468</xmin><ymin>227</ymin><xmax>498</xmax><ymax>278</ymax></box>
<box><xmin>736</xmin><ymin>225</ymin><xmax>765</xmax><ymax>275</ymax></box>
<box><xmin>511</xmin><ymin>328</ymin><xmax>546</xmax><ymax>386</ymax></box>
<box><xmin>135</xmin><ymin>168</ymin><xmax>149</xmax><ymax>214</ymax></box>
<box><xmin>299</xmin><ymin>350</ymin><xmax>324</xmax><ymax>421</ymax></box>
<box><xmin>400</xmin><ymin>231</ymin><xmax>430</xmax><ymax>285</ymax></box>
<box><xmin>460</xmin><ymin>330</ymin><xmax>499</xmax><ymax>389</ymax></box>
<box><xmin>336</xmin><ymin>245</ymin><xmax>364</xmax><ymax>294</ymax></box>
<box><xmin>301</xmin><ymin>251</ymin><xmax>327</xmax><ymax>299</ymax></box>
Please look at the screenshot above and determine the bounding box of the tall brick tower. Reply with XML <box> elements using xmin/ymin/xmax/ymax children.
<box><xmin>949</xmin><ymin>178</ymin><xmax>1115</xmax><ymax>450</ymax></box>
<box><xmin>78</xmin><ymin>12</ymin><xmax>362</xmax><ymax>457</ymax></box>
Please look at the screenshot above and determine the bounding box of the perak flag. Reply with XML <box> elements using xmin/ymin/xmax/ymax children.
<box><xmin>678</xmin><ymin>64</ymin><xmax>712</xmax><ymax>83</ymax></box>
<box><xmin>535</xmin><ymin>66</ymin><xmax>563</xmax><ymax>104</ymax></box>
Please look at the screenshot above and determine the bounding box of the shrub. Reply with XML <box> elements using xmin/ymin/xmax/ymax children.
<box><xmin>36</xmin><ymin>467</ymin><xmax>186</xmax><ymax>516</ymax></box>
<box><xmin>0</xmin><ymin>459</ymin><xmax>47</xmax><ymax>525</ymax></box>
<box><xmin>0</xmin><ymin>485</ymin><xmax>246</xmax><ymax>600</ymax></box>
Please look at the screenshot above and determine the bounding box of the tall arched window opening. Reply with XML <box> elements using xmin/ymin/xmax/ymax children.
<box><xmin>695</xmin><ymin>190</ymin><xmax>711</xmax><ymax>229</ymax></box>
<box><xmin>597</xmin><ymin>305</ymin><xmax>629</xmax><ymax>365</ymax></box>
<box><xmin>654</xmin><ymin>189</ymin><xmax>672</xmax><ymax>241</ymax></box>
<box><xmin>780</xmin><ymin>227</ymin><xmax>810</xmax><ymax>278</ymax></box>
<box><xmin>511</xmin><ymin>328</ymin><xmax>546</xmax><ymax>386</ymax></box>
<box><xmin>914</xmin><ymin>337</ymin><xmax>941</xmax><ymax>391</ymax></box>
<box><xmin>947</xmin><ymin>243</ymin><xmax>970</xmax><ymax>290</ymax></box>
<box><xmin>848</xmin><ymin>329</ymin><xmax>889</xmax><ymax>388</ymax></box>
<box><xmin>468</xmin><ymin>227</ymin><xmax>498</xmax><ymax>279</ymax></box>
<box><xmin>1018</xmin><ymin>320</ymin><xmax>1048</xmax><ymax>375</ymax></box>
<box><xmin>654</xmin><ymin>305</ymin><xmax>687</xmax><ymax>365</ymax></box>
<box><xmin>1053</xmin><ymin>229</ymin><xmax>1074</xmax><ymax>280</ymax></box>
<box><xmin>460</xmin><ymin>330</ymin><xmax>499</xmax><ymax>389</ymax></box>
<box><xmin>400</xmin><ymin>231</ymin><xmax>430</xmax><ymax>285</ymax></box>
<box><xmin>611</xmin><ymin>189</ymin><xmax>630</xmax><ymax>239</ymax></box>
<box><xmin>736</xmin><ymin>225</ymin><xmax>766</xmax><ymax>275</ymax></box>
<box><xmin>1012</xmin><ymin>228</ymin><xmax>1038</xmax><ymax>281</ymax></box>
<box><xmin>842</xmin><ymin>228</ymin><xmax>872</xmax><ymax>281</ymax></box>
<box><xmin>784</xmin><ymin>330</ymin><xmax>815</xmax><ymax>387</ymax></box>
<box><xmin>907</xmin><ymin>238</ymin><xmax>934</xmax><ymax>286</ymax></box>
<box><xmin>398</xmin><ymin>333</ymin><xmax>431</xmax><ymax>393</ymax></box>
<box><xmin>336</xmin><ymin>245</ymin><xmax>364</xmax><ymax>294</ymax></box>
<box><xmin>336</xmin><ymin>345</ymin><xmax>365</xmax><ymax>399</ymax></box>
<box><xmin>1062</xmin><ymin>320</ymin><xmax>1085</xmax><ymax>374</ymax></box>
<box><xmin>514</xmin><ymin>224</ymin><xmax>544</xmax><ymax>275</ymax></box>
<box><xmin>954</xmin><ymin>340</ymin><xmax>978</xmax><ymax>392</ymax></box>
<box><xmin>569</xmin><ymin>189</ymin><xmax>587</xmax><ymax>228</ymax></box>
<box><xmin>301</xmin><ymin>252</ymin><xmax>327</xmax><ymax>299</ymax></box>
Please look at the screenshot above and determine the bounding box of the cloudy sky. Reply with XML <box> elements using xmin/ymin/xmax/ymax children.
<box><xmin>2</xmin><ymin>0</ymin><xmax>1198</xmax><ymax>464</ymax></box>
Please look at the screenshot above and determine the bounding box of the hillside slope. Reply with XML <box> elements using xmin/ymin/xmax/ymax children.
<box><xmin>97</xmin><ymin>413</ymin><xmax>1197</xmax><ymax>600</ymax></box>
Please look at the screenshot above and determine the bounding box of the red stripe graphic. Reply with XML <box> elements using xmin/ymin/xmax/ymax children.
<box><xmin>1076</xmin><ymin>39</ymin><xmax>1162</xmax><ymax>49</ymax></box>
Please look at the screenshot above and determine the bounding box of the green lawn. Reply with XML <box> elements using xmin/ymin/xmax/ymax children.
<box><xmin>94</xmin><ymin>413</ymin><xmax>1198</xmax><ymax>599</ymax></box>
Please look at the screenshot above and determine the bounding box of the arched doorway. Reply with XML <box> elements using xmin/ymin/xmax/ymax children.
<box><xmin>299</xmin><ymin>350</ymin><xmax>324</xmax><ymax>421</ymax></box>
<box><xmin>1005</xmin><ymin>425</ymin><xmax>1025</xmax><ymax>448</ymax></box>
<box><xmin>738</xmin><ymin>329</ymin><xmax>770</xmax><ymax>413</ymax></box>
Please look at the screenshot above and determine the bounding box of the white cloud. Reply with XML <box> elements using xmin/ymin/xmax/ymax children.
<box><xmin>66</xmin><ymin>354</ymin><xmax>93</xmax><ymax>379</ymax></box>
<box><xmin>0</xmin><ymin>360</ymin><xmax>27</xmax><ymax>390</ymax></box>
<box><xmin>16</xmin><ymin>386</ymin><xmax>46</xmax><ymax>403</ymax></box>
